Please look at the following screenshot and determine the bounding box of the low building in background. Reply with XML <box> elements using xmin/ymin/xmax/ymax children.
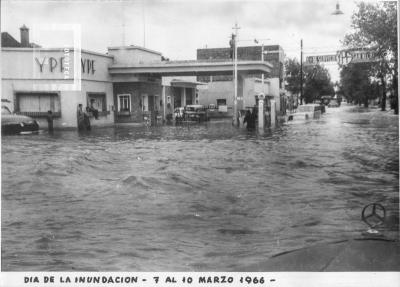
<box><xmin>196</xmin><ymin>45</ymin><xmax>286</xmax><ymax>115</ymax></box>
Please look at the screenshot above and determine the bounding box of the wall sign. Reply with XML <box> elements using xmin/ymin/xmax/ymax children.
<box><xmin>81</xmin><ymin>58</ymin><xmax>96</xmax><ymax>74</ymax></box>
<box><xmin>35</xmin><ymin>56</ymin><xmax>96</xmax><ymax>74</ymax></box>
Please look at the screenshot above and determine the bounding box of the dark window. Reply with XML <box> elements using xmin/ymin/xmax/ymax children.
<box><xmin>217</xmin><ymin>99</ymin><xmax>227</xmax><ymax>106</ymax></box>
<box><xmin>118</xmin><ymin>94</ymin><xmax>131</xmax><ymax>112</ymax></box>
<box><xmin>87</xmin><ymin>93</ymin><xmax>106</xmax><ymax>112</ymax></box>
<box><xmin>185</xmin><ymin>88</ymin><xmax>193</xmax><ymax>105</ymax></box>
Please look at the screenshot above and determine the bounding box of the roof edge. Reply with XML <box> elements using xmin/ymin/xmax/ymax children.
<box><xmin>107</xmin><ymin>45</ymin><xmax>162</xmax><ymax>56</ymax></box>
<box><xmin>1</xmin><ymin>47</ymin><xmax>114</xmax><ymax>58</ymax></box>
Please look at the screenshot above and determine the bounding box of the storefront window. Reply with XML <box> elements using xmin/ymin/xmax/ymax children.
<box><xmin>118</xmin><ymin>94</ymin><xmax>131</xmax><ymax>112</ymax></box>
<box><xmin>16</xmin><ymin>92</ymin><xmax>61</xmax><ymax>116</ymax></box>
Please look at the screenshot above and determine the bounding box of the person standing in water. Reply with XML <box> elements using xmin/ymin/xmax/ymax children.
<box><xmin>84</xmin><ymin>107</ymin><xmax>91</xmax><ymax>131</ymax></box>
<box><xmin>46</xmin><ymin>110</ymin><xmax>54</xmax><ymax>134</ymax></box>
<box><xmin>243</xmin><ymin>110</ymin><xmax>251</xmax><ymax>129</ymax></box>
<box><xmin>77</xmin><ymin>104</ymin><xmax>85</xmax><ymax>131</ymax></box>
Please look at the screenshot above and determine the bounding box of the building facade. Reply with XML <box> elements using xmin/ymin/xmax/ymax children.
<box><xmin>2</xmin><ymin>26</ymin><xmax>273</xmax><ymax>129</ymax></box>
<box><xmin>2</xmin><ymin>47</ymin><xmax>115</xmax><ymax>128</ymax></box>
<box><xmin>1</xmin><ymin>27</ymin><xmax>201</xmax><ymax>128</ymax></box>
<box><xmin>196</xmin><ymin>45</ymin><xmax>286</xmax><ymax>114</ymax></box>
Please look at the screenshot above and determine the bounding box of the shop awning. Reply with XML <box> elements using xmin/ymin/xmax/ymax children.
<box><xmin>169</xmin><ymin>79</ymin><xmax>207</xmax><ymax>87</ymax></box>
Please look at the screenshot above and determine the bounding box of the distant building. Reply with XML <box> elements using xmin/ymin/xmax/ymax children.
<box><xmin>1</xmin><ymin>32</ymin><xmax>21</xmax><ymax>48</ymax></box>
<box><xmin>1</xmin><ymin>25</ymin><xmax>41</xmax><ymax>48</ymax></box>
<box><xmin>196</xmin><ymin>45</ymin><xmax>286</xmax><ymax>115</ymax></box>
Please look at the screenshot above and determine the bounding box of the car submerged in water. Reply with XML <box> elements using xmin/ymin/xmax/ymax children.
<box><xmin>288</xmin><ymin>104</ymin><xmax>323</xmax><ymax>122</ymax></box>
<box><xmin>328</xmin><ymin>99</ymin><xmax>339</xmax><ymax>107</ymax></box>
<box><xmin>184</xmin><ymin>105</ymin><xmax>209</xmax><ymax>122</ymax></box>
<box><xmin>1</xmin><ymin>106</ymin><xmax>39</xmax><ymax>134</ymax></box>
<box><xmin>174</xmin><ymin>105</ymin><xmax>209</xmax><ymax>122</ymax></box>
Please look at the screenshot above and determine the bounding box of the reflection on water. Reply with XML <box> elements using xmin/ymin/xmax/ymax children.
<box><xmin>2</xmin><ymin>105</ymin><xmax>399</xmax><ymax>271</ymax></box>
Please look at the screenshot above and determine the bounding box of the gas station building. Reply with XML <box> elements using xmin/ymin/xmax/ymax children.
<box><xmin>1</xmin><ymin>26</ymin><xmax>274</xmax><ymax>129</ymax></box>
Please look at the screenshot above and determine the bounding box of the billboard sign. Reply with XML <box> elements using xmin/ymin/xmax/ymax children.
<box><xmin>305</xmin><ymin>50</ymin><xmax>378</xmax><ymax>66</ymax></box>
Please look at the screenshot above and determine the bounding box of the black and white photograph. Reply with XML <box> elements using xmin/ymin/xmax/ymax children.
<box><xmin>1</xmin><ymin>0</ymin><xmax>399</xmax><ymax>284</ymax></box>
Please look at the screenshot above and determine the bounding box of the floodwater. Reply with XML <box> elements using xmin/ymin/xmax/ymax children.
<box><xmin>2</xmin><ymin>104</ymin><xmax>399</xmax><ymax>271</ymax></box>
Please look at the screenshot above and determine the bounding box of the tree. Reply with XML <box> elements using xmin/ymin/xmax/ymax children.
<box><xmin>284</xmin><ymin>58</ymin><xmax>301</xmax><ymax>96</ymax></box>
<box><xmin>343</xmin><ymin>1</ymin><xmax>398</xmax><ymax>113</ymax></box>
<box><xmin>303</xmin><ymin>64</ymin><xmax>334</xmax><ymax>104</ymax></box>
<box><xmin>285</xmin><ymin>58</ymin><xmax>334</xmax><ymax>104</ymax></box>
<box><xmin>340</xmin><ymin>62</ymin><xmax>378</xmax><ymax>107</ymax></box>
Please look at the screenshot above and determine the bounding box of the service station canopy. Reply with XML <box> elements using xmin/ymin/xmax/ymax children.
<box><xmin>305</xmin><ymin>49</ymin><xmax>378</xmax><ymax>66</ymax></box>
<box><xmin>108</xmin><ymin>60</ymin><xmax>273</xmax><ymax>77</ymax></box>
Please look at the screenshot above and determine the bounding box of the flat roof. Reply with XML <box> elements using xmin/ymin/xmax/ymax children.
<box><xmin>197</xmin><ymin>45</ymin><xmax>283</xmax><ymax>52</ymax></box>
<box><xmin>109</xmin><ymin>60</ymin><xmax>273</xmax><ymax>77</ymax></box>
<box><xmin>107</xmin><ymin>45</ymin><xmax>162</xmax><ymax>56</ymax></box>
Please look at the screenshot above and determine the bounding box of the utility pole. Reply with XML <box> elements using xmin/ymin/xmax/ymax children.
<box><xmin>232</xmin><ymin>22</ymin><xmax>240</xmax><ymax>125</ymax></box>
<box><xmin>261</xmin><ymin>43</ymin><xmax>264</xmax><ymax>89</ymax></box>
<box><xmin>121</xmin><ymin>4</ymin><xmax>126</xmax><ymax>46</ymax></box>
<box><xmin>142</xmin><ymin>0</ymin><xmax>146</xmax><ymax>47</ymax></box>
<box><xmin>254</xmin><ymin>38</ymin><xmax>270</xmax><ymax>93</ymax></box>
<box><xmin>300</xmin><ymin>39</ymin><xmax>303</xmax><ymax>105</ymax></box>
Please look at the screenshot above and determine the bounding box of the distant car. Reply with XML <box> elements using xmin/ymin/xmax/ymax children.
<box><xmin>184</xmin><ymin>105</ymin><xmax>209</xmax><ymax>122</ymax></box>
<box><xmin>1</xmin><ymin>106</ymin><xmax>39</xmax><ymax>134</ymax></box>
<box><xmin>288</xmin><ymin>104</ymin><xmax>322</xmax><ymax>121</ymax></box>
<box><xmin>328</xmin><ymin>99</ymin><xmax>339</xmax><ymax>107</ymax></box>
<box><xmin>208</xmin><ymin>104</ymin><xmax>216</xmax><ymax>111</ymax></box>
<box><xmin>321</xmin><ymin>96</ymin><xmax>332</xmax><ymax>106</ymax></box>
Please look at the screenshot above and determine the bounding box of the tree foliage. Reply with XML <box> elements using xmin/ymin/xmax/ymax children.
<box><xmin>303</xmin><ymin>64</ymin><xmax>334</xmax><ymax>104</ymax></box>
<box><xmin>340</xmin><ymin>62</ymin><xmax>379</xmax><ymax>107</ymax></box>
<box><xmin>284</xmin><ymin>58</ymin><xmax>301</xmax><ymax>96</ymax></box>
<box><xmin>285</xmin><ymin>58</ymin><xmax>334</xmax><ymax>104</ymax></box>
<box><xmin>342</xmin><ymin>1</ymin><xmax>398</xmax><ymax>112</ymax></box>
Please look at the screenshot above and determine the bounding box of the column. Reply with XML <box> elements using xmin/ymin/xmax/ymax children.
<box><xmin>162</xmin><ymin>86</ymin><xmax>166</xmax><ymax>121</ymax></box>
<box><xmin>258</xmin><ymin>94</ymin><xmax>265</xmax><ymax>129</ymax></box>
<box><xmin>270</xmin><ymin>99</ymin><xmax>276</xmax><ymax>128</ymax></box>
<box><xmin>182</xmin><ymin>88</ymin><xmax>186</xmax><ymax>107</ymax></box>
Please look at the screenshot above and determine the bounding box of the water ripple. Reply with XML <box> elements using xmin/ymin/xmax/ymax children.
<box><xmin>2</xmin><ymin>105</ymin><xmax>398</xmax><ymax>271</ymax></box>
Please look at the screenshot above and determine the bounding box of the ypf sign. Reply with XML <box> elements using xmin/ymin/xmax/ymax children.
<box><xmin>305</xmin><ymin>50</ymin><xmax>377</xmax><ymax>66</ymax></box>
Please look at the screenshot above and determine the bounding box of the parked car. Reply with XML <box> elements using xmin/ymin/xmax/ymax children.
<box><xmin>1</xmin><ymin>106</ymin><xmax>39</xmax><ymax>134</ymax></box>
<box><xmin>208</xmin><ymin>104</ymin><xmax>216</xmax><ymax>111</ymax></box>
<box><xmin>328</xmin><ymin>99</ymin><xmax>339</xmax><ymax>107</ymax></box>
<box><xmin>184</xmin><ymin>105</ymin><xmax>209</xmax><ymax>122</ymax></box>
<box><xmin>288</xmin><ymin>104</ymin><xmax>322</xmax><ymax>121</ymax></box>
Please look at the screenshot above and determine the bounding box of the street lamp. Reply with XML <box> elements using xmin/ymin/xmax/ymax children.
<box><xmin>332</xmin><ymin>1</ymin><xmax>344</xmax><ymax>15</ymax></box>
<box><xmin>232</xmin><ymin>22</ymin><xmax>240</xmax><ymax>125</ymax></box>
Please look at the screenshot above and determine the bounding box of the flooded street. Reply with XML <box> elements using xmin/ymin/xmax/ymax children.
<box><xmin>2</xmin><ymin>104</ymin><xmax>398</xmax><ymax>271</ymax></box>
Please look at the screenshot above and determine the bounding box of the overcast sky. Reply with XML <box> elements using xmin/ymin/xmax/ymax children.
<box><xmin>2</xmin><ymin>0</ymin><xmax>369</xmax><ymax>81</ymax></box>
